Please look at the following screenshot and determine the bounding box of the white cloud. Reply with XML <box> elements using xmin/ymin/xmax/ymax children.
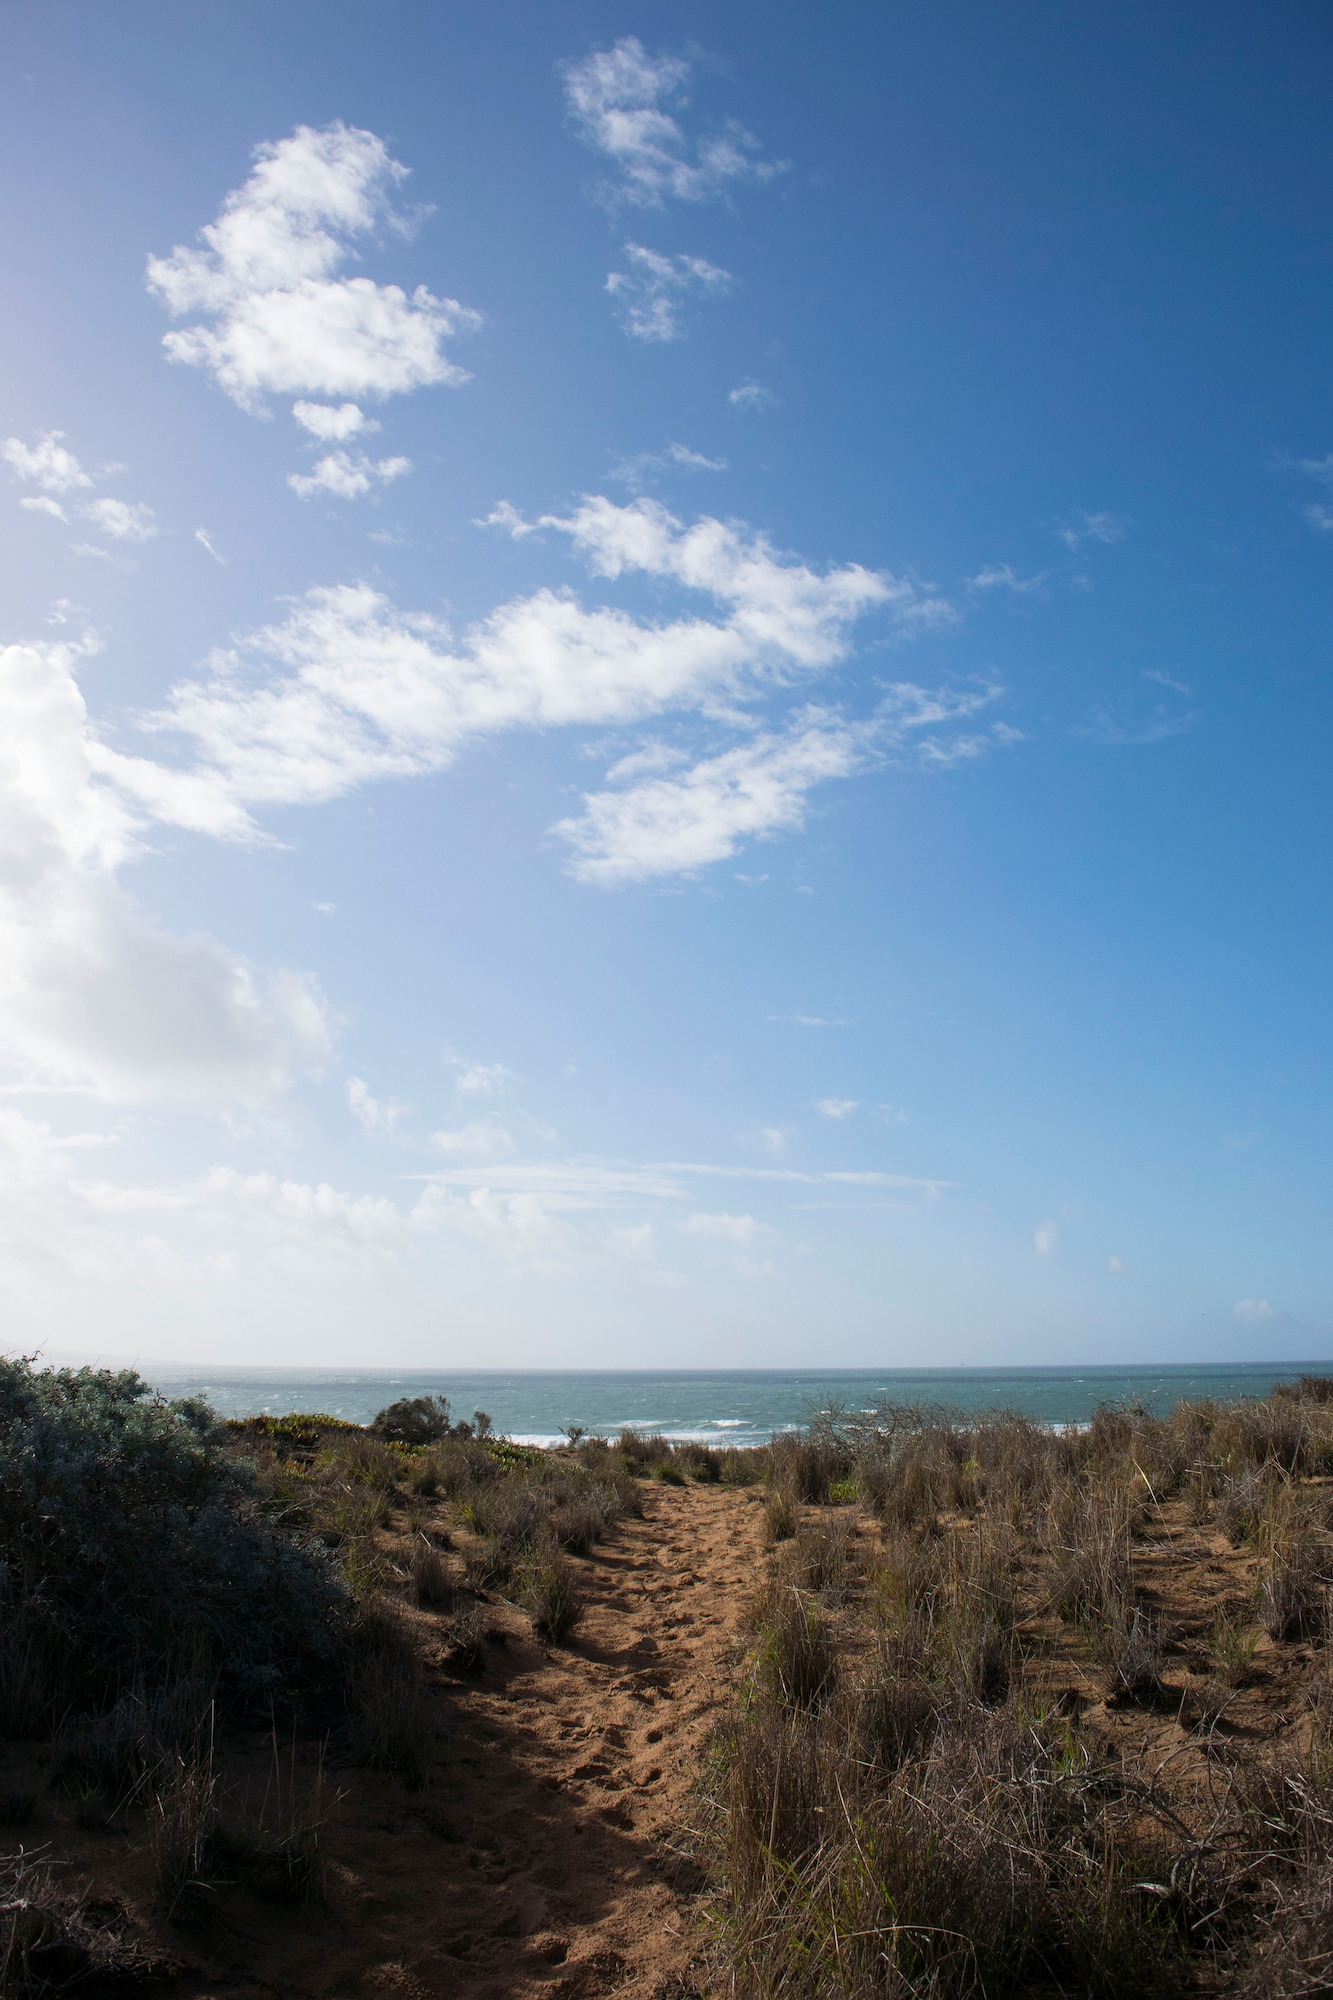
<box><xmin>429</xmin><ymin>1121</ymin><xmax>516</xmax><ymax>1159</ymax></box>
<box><xmin>814</xmin><ymin>1096</ymin><xmax>858</xmax><ymax>1120</ymax></box>
<box><xmin>103</xmin><ymin>496</ymin><xmax>916</xmax><ymax>846</ymax></box>
<box><xmin>195</xmin><ymin>528</ymin><xmax>225</xmax><ymax>564</ymax></box>
<box><xmin>877</xmin><ymin>1104</ymin><xmax>908</xmax><ymax>1125</ymax></box>
<box><xmin>474</xmin><ymin>499</ymin><xmax>541</xmax><ymax>538</ymax></box>
<box><xmin>728</xmin><ymin>379</ymin><xmax>776</xmax><ymax>412</ymax></box>
<box><xmin>5</xmin><ymin>432</ymin><xmax>155</xmax><ymax>543</ymax></box>
<box><xmin>684</xmin><ymin>1209</ymin><xmax>769</xmax><ymax>1244</ymax></box>
<box><xmin>556</xmin><ymin>713</ymin><xmax>863</xmax><ymax>883</ymax></box>
<box><xmin>610</xmin><ymin>441</ymin><xmax>727</xmax><ymax>489</ymax></box>
<box><xmin>346</xmin><ymin>1075</ymin><xmax>407</xmax><ymax>1134</ymax></box>
<box><xmin>287</xmin><ymin>449</ymin><xmax>410</xmax><ymax>499</ymax></box>
<box><xmin>606</xmin><ymin>243</ymin><xmax>731</xmax><ymax>342</ymax></box>
<box><xmin>1081</xmin><ymin>703</ymin><xmax>1197</xmax><ymax>747</ymax></box>
<box><xmin>554</xmin><ymin>677</ymin><xmax>1002</xmax><ymax>884</ymax></box>
<box><xmin>3</xmin><ymin>432</ymin><xmax>93</xmax><ymax>495</ymax></box>
<box><xmin>449</xmin><ymin>1058</ymin><xmax>518</xmax><ymax>1099</ymax></box>
<box><xmin>968</xmin><ymin>562</ymin><xmax>1045</xmax><ymax>593</ymax></box>
<box><xmin>80</xmin><ymin>497</ymin><xmax>158</xmax><ymax>542</ymax></box>
<box><xmin>1108</xmin><ymin>1255</ymin><xmax>1125</xmax><ymax>1272</ymax></box>
<box><xmin>293</xmin><ymin>400</ymin><xmax>375</xmax><ymax>439</ymax></box>
<box><xmin>0</xmin><ymin>635</ymin><xmax>331</xmax><ymax>1108</ymax></box>
<box><xmin>1054</xmin><ymin>510</ymin><xmax>1127</xmax><ymax>551</ymax></box>
<box><xmin>769</xmin><ymin>1014</ymin><xmax>849</xmax><ymax>1027</ymax></box>
<box><xmin>416</xmin><ymin>1155</ymin><xmax>933</xmax><ymax>1201</ymax></box>
<box><xmin>759</xmin><ymin>1127</ymin><xmax>786</xmax><ymax>1154</ymax></box>
<box><xmin>145</xmin><ymin>122</ymin><xmax>480</xmax><ymax>413</ymax></box>
<box><xmin>559</xmin><ymin>36</ymin><xmax>785</xmax><ymax>209</ymax></box>
<box><xmin>1034</xmin><ymin>1220</ymin><xmax>1059</xmax><ymax>1256</ymax></box>
<box><xmin>1234</xmin><ymin>1297</ymin><xmax>1275</xmax><ymax>1323</ymax></box>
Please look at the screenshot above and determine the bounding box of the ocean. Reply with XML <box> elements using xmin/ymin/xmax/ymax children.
<box><xmin>116</xmin><ymin>1360</ymin><xmax>1332</xmax><ymax>1447</ymax></box>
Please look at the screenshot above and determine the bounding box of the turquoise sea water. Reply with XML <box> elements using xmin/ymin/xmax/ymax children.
<box><xmin>124</xmin><ymin>1361</ymin><xmax>1332</xmax><ymax>1447</ymax></box>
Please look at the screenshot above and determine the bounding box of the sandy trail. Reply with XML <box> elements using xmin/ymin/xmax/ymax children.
<box><xmin>243</xmin><ymin>1481</ymin><xmax>765</xmax><ymax>2000</ymax></box>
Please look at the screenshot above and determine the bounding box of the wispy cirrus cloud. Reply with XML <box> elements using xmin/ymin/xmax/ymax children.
<box><xmin>729</xmin><ymin>379</ymin><xmax>776</xmax><ymax>412</ymax></box>
<box><xmin>610</xmin><ymin>440</ymin><xmax>727</xmax><ymax>490</ymax></box>
<box><xmin>556</xmin><ymin>713</ymin><xmax>864</xmax><ymax>883</ymax></box>
<box><xmin>554</xmin><ymin>681</ymin><xmax>1013</xmax><ymax>884</ymax></box>
<box><xmin>1053</xmin><ymin>509</ymin><xmax>1128</xmax><ymax>551</ymax></box>
<box><xmin>559</xmin><ymin>37</ymin><xmax>785</xmax><ymax>210</ymax></box>
<box><xmin>606</xmin><ymin>243</ymin><xmax>732</xmax><ymax>342</ymax></box>
<box><xmin>145</xmin><ymin>122</ymin><xmax>480</xmax><ymax>443</ymax></box>
<box><xmin>967</xmin><ymin>562</ymin><xmax>1046</xmax><ymax>595</ymax></box>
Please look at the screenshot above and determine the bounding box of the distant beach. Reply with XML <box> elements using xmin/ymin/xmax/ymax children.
<box><xmin>107</xmin><ymin>1360</ymin><xmax>1333</xmax><ymax>1446</ymax></box>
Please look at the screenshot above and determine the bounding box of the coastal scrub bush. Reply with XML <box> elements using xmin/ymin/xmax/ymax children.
<box><xmin>0</xmin><ymin>1358</ymin><xmax>345</xmax><ymax>1732</ymax></box>
<box><xmin>371</xmin><ymin>1395</ymin><xmax>454</xmax><ymax>1446</ymax></box>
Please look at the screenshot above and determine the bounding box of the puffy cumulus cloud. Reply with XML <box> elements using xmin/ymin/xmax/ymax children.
<box><xmin>109</xmin><ymin>496</ymin><xmax>914</xmax><ymax>845</ymax></box>
<box><xmin>146</xmin><ymin>122</ymin><xmax>480</xmax><ymax>413</ymax></box>
<box><xmin>293</xmin><ymin>400</ymin><xmax>376</xmax><ymax>439</ymax></box>
<box><xmin>3</xmin><ymin>432</ymin><xmax>94</xmax><ymax>494</ymax></box>
<box><xmin>559</xmin><ymin>37</ymin><xmax>785</xmax><ymax>208</ymax></box>
<box><xmin>814</xmin><ymin>1097</ymin><xmax>858</xmax><ymax>1120</ymax></box>
<box><xmin>728</xmin><ymin>379</ymin><xmax>775</xmax><ymax>412</ymax></box>
<box><xmin>288</xmin><ymin>449</ymin><xmax>410</xmax><ymax>500</ymax></box>
<box><xmin>4</xmin><ymin>432</ymin><xmax>157</xmax><ymax>544</ymax></box>
<box><xmin>1234</xmin><ymin>1297</ymin><xmax>1276</xmax><ymax>1323</ymax></box>
<box><xmin>0</xmin><ymin>635</ymin><xmax>330</xmax><ymax>1108</ymax></box>
<box><xmin>80</xmin><ymin>497</ymin><xmax>158</xmax><ymax>543</ymax></box>
<box><xmin>606</xmin><ymin>243</ymin><xmax>731</xmax><ymax>342</ymax></box>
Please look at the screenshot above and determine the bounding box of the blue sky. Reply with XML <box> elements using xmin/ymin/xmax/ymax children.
<box><xmin>1</xmin><ymin>0</ymin><xmax>1332</xmax><ymax>1367</ymax></box>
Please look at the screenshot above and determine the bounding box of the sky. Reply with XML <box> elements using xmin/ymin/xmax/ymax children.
<box><xmin>1</xmin><ymin>0</ymin><xmax>1332</xmax><ymax>1369</ymax></box>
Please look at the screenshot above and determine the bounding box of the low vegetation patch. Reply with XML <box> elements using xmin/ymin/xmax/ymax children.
<box><xmin>704</xmin><ymin>1379</ymin><xmax>1333</xmax><ymax>1998</ymax></box>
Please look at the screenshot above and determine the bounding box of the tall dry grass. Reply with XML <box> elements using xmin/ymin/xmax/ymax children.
<box><xmin>704</xmin><ymin>1378</ymin><xmax>1333</xmax><ymax>1999</ymax></box>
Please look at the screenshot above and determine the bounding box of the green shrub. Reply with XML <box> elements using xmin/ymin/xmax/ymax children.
<box><xmin>371</xmin><ymin>1395</ymin><xmax>454</xmax><ymax>1446</ymax></box>
<box><xmin>0</xmin><ymin>1358</ymin><xmax>346</xmax><ymax>1731</ymax></box>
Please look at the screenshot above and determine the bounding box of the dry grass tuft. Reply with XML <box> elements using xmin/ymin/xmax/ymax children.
<box><xmin>0</xmin><ymin>1849</ymin><xmax>169</xmax><ymax>1996</ymax></box>
<box><xmin>344</xmin><ymin>1604</ymin><xmax>438</xmax><ymax>1787</ymax></box>
<box><xmin>519</xmin><ymin>1545</ymin><xmax>585</xmax><ymax>1644</ymax></box>
<box><xmin>410</xmin><ymin>1539</ymin><xmax>455</xmax><ymax>1610</ymax></box>
<box><xmin>764</xmin><ymin>1489</ymin><xmax>796</xmax><ymax>1544</ymax></box>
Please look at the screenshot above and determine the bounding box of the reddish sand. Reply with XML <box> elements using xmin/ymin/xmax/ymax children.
<box><xmin>4</xmin><ymin>1482</ymin><xmax>767</xmax><ymax>2000</ymax></box>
